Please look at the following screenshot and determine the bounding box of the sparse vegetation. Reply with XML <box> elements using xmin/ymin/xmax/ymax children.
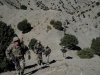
<box><xmin>66</xmin><ymin>19</ymin><xmax>70</xmax><ymax>25</ymax></box>
<box><xmin>30</xmin><ymin>8</ymin><xmax>33</xmax><ymax>10</ymax></box>
<box><xmin>0</xmin><ymin>15</ymin><xmax>3</xmax><ymax>18</ymax></box>
<box><xmin>94</xmin><ymin>24</ymin><xmax>98</xmax><ymax>28</ymax></box>
<box><xmin>0</xmin><ymin>1</ymin><xmax>3</xmax><ymax>5</ymax></box>
<box><xmin>0</xmin><ymin>21</ymin><xmax>15</xmax><ymax>73</ymax></box>
<box><xmin>96</xmin><ymin>2</ymin><xmax>100</xmax><ymax>6</ymax></box>
<box><xmin>83</xmin><ymin>14</ymin><xmax>85</xmax><ymax>18</ymax></box>
<box><xmin>91</xmin><ymin>37</ymin><xmax>100</xmax><ymax>55</ymax></box>
<box><xmin>50</xmin><ymin>19</ymin><xmax>55</xmax><ymax>25</ymax></box>
<box><xmin>36</xmin><ymin>1</ymin><xmax>49</xmax><ymax>11</ymax></box>
<box><xmin>5</xmin><ymin>0</ymin><xmax>19</xmax><ymax>9</ymax></box>
<box><xmin>0</xmin><ymin>0</ymin><xmax>100</xmax><ymax>74</ymax></box>
<box><xmin>81</xmin><ymin>11</ymin><xmax>85</xmax><ymax>14</ymax></box>
<box><xmin>53</xmin><ymin>21</ymin><xmax>63</xmax><ymax>30</ymax></box>
<box><xmin>46</xmin><ymin>25</ymin><xmax>52</xmax><ymax>32</ymax></box>
<box><xmin>50</xmin><ymin>20</ymin><xmax>63</xmax><ymax>30</ymax></box>
<box><xmin>28</xmin><ymin>38</ymin><xmax>37</xmax><ymax>50</ymax></box>
<box><xmin>17</xmin><ymin>19</ymin><xmax>32</xmax><ymax>33</ymax></box>
<box><xmin>77</xmin><ymin>48</ymin><xmax>94</xmax><ymax>59</ymax></box>
<box><xmin>20</xmin><ymin>5</ymin><xmax>27</xmax><ymax>10</ymax></box>
<box><xmin>28</xmin><ymin>3</ymin><xmax>30</xmax><ymax>5</ymax></box>
<box><xmin>89</xmin><ymin>9</ymin><xmax>91</xmax><ymax>11</ymax></box>
<box><xmin>78</xmin><ymin>14</ymin><xmax>80</xmax><ymax>17</ymax></box>
<box><xmin>58</xmin><ymin>9</ymin><xmax>62</xmax><ymax>11</ymax></box>
<box><xmin>72</xmin><ymin>16</ymin><xmax>76</xmax><ymax>22</ymax></box>
<box><xmin>47</xmin><ymin>25</ymin><xmax>52</xmax><ymax>30</ymax></box>
<box><xmin>92</xmin><ymin>5</ymin><xmax>94</xmax><ymax>8</ymax></box>
<box><xmin>60</xmin><ymin>34</ymin><xmax>78</xmax><ymax>49</ymax></box>
<box><xmin>97</xmin><ymin>12</ymin><xmax>100</xmax><ymax>16</ymax></box>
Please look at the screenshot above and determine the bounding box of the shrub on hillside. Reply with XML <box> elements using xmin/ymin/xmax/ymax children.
<box><xmin>50</xmin><ymin>19</ymin><xmax>55</xmax><ymax>25</ymax></box>
<box><xmin>20</xmin><ymin>5</ymin><xmax>27</xmax><ymax>10</ymax></box>
<box><xmin>53</xmin><ymin>21</ymin><xmax>63</xmax><ymax>30</ymax></box>
<box><xmin>0</xmin><ymin>57</ymin><xmax>14</xmax><ymax>72</ymax></box>
<box><xmin>96</xmin><ymin>2</ymin><xmax>100</xmax><ymax>6</ymax></box>
<box><xmin>0</xmin><ymin>21</ymin><xmax>15</xmax><ymax>73</ymax></box>
<box><xmin>77</xmin><ymin>48</ymin><xmax>94</xmax><ymax>59</ymax></box>
<box><xmin>46</xmin><ymin>25</ymin><xmax>52</xmax><ymax>32</ymax></box>
<box><xmin>50</xmin><ymin>20</ymin><xmax>63</xmax><ymax>30</ymax></box>
<box><xmin>60</xmin><ymin>34</ymin><xmax>78</xmax><ymax>49</ymax></box>
<box><xmin>0</xmin><ymin>15</ymin><xmax>3</xmax><ymax>18</ymax></box>
<box><xmin>91</xmin><ymin>37</ymin><xmax>100</xmax><ymax>55</ymax></box>
<box><xmin>47</xmin><ymin>25</ymin><xmax>52</xmax><ymax>30</ymax></box>
<box><xmin>17</xmin><ymin>19</ymin><xmax>32</xmax><ymax>33</ymax></box>
<box><xmin>58</xmin><ymin>9</ymin><xmax>62</xmax><ymax>11</ymax></box>
<box><xmin>28</xmin><ymin>38</ymin><xmax>37</xmax><ymax>50</ymax></box>
<box><xmin>97</xmin><ymin>12</ymin><xmax>100</xmax><ymax>16</ymax></box>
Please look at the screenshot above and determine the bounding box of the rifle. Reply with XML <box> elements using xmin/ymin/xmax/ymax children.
<box><xmin>9</xmin><ymin>53</ymin><xmax>21</xmax><ymax>70</ymax></box>
<box><xmin>36</xmin><ymin>48</ymin><xmax>42</xmax><ymax>54</ymax></box>
<box><xmin>43</xmin><ymin>48</ymin><xmax>51</xmax><ymax>57</ymax></box>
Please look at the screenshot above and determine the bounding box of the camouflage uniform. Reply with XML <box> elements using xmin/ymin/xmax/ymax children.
<box><xmin>44</xmin><ymin>46</ymin><xmax>51</xmax><ymax>63</ymax></box>
<box><xmin>60</xmin><ymin>46</ymin><xmax>67</xmax><ymax>58</ymax></box>
<box><xmin>6</xmin><ymin>37</ymin><xmax>30</xmax><ymax>75</ymax></box>
<box><xmin>63</xmin><ymin>27</ymin><xmax>66</xmax><ymax>35</ymax></box>
<box><xmin>34</xmin><ymin>42</ymin><xmax>43</xmax><ymax>65</ymax></box>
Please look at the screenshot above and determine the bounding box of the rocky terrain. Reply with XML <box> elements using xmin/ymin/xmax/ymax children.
<box><xmin>0</xmin><ymin>0</ymin><xmax>100</xmax><ymax>75</ymax></box>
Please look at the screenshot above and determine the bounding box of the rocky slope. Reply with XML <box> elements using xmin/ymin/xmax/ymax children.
<box><xmin>0</xmin><ymin>0</ymin><xmax>100</xmax><ymax>75</ymax></box>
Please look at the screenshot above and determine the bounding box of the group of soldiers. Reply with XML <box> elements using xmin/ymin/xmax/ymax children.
<box><xmin>5</xmin><ymin>36</ymin><xmax>67</xmax><ymax>75</ymax></box>
<box><xmin>34</xmin><ymin>40</ymin><xmax>51</xmax><ymax>65</ymax></box>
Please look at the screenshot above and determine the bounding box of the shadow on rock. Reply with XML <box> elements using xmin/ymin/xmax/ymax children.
<box><xmin>24</xmin><ymin>69</ymin><xmax>38</xmax><ymax>75</ymax></box>
<box><xmin>22</xmin><ymin>27</ymin><xmax>33</xmax><ymax>34</ymax></box>
<box><xmin>24</xmin><ymin>65</ymin><xmax>49</xmax><ymax>75</ymax></box>
<box><xmin>65</xmin><ymin>56</ymin><xmax>73</xmax><ymax>59</ymax></box>
<box><xmin>49</xmin><ymin>60</ymin><xmax>56</xmax><ymax>64</ymax></box>
<box><xmin>41</xmin><ymin>65</ymin><xmax>49</xmax><ymax>69</ymax></box>
<box><xmin>71</xmin><ymin>45</ymin><xmax>81</xmax><ymax>51</ymax></box>
<box><xmin>25</xmin><ymin>64</ymin><xmax>38</xmax><ymax>69</ymax></box>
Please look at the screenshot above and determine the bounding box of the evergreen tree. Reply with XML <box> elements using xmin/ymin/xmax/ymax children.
<box><xmin>17</xmin><ymin>19</ymin><xmax>32</xmax><ymax>33</ymax></box>
<box><xmin>0</xmin><ymin>21</ymin><xmax>15</xmax><ymax>73</ymax></box>
<box><xmin>77</xmin><ymin>48</ymin><xmax>94</xmax><ymax>59</ymax></box>
<box><xmin>60</xmin><ymin>34</ymin><xmax>78</xmax><ymax>49</ymax></box>
<box><xmin>91</xmin><ymin>37</ymin><xmax>100</xmax><ymax>55</ymax></box>
<box><xmin>28</xmin><ymin>38</ymin><xmax>37</xmax><ymax>50</ymax></box>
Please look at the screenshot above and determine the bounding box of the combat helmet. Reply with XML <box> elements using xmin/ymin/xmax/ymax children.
<box><xmin>13</xmin><ymin>37</ymin><xmax>19</xmax><ymax>42</ymax></box>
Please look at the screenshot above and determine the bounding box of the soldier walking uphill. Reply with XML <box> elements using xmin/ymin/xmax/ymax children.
<box><xmin>60</xmin><ymin>46</ymin><xmax>67</xmax><ymax>59</ymax></box>
<box><xmin>34</xmin><ymin>41</ymin><xmax>44</xmax><ymax>65</ymax></box>
<box><xmin>43</xmin><ymin>46</ymin><xmax>51</xmax><ymax>64</ymax></box>
<box><xmin>6</xmin><ymin>37</ymin><xmax>31</xmax><ymax>75</ymax></box>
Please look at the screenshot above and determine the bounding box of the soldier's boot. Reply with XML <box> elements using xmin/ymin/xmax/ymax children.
<box><xmin>39</xmin><ymin>59</ymin><xmax>44</xmax><ymax>66</ymax></box>
<box><xmin>38</xmin><ymin>60</ymin><xmax>42</xmax><ymax>65</ymax></box>
<box><xmin>19</xmin><ymin>69</ymin><xmax>24</xmax><ymax>75</ymax></box>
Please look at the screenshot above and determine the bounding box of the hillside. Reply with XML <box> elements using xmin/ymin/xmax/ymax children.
<box><xmin>0</xmin><ymin>0</ymin><xmax>100</xmax><ymax>75</ymax></box>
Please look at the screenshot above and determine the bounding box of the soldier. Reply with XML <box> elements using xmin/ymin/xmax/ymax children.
<box><xmin>43</xmin><ymin>46</ymin><xmax>51</xmax><ymax>64</ymax></box>
<box><xmin>63</xmin><ymin>27</ymin><xmax>66</xmax><ymax>35</ymax></box>
<box><xmin>5</xmin><ymin>37</ymin><xmax>31</xmax><ymax>75</ymax></box>
<box><xmin>34</xmin><ymin>41</ymin><xmax>44</xmax><ymax>65</ymax></box>
<box><xmin>60</xmin><ymin>46</ymin><xmax>67</xmax><ymax>58</ymax></box>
